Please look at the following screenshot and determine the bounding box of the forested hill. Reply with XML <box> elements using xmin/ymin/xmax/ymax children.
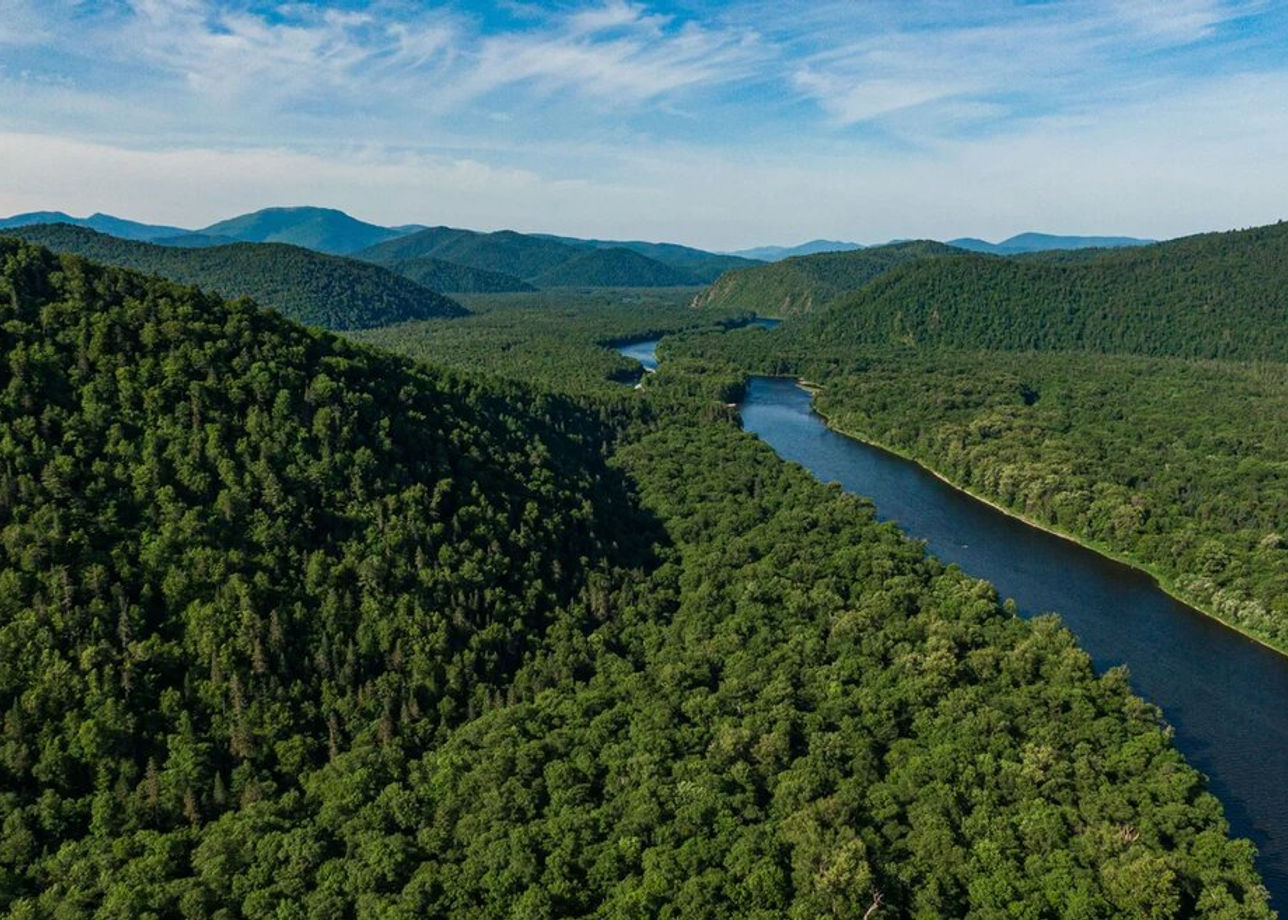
<box><xmin>2</xmin><ymin>224</ymin><xmax>465</xmax><ymax>330</ymax></box>
<box><xmin>0</xmin><ymin>238</ymin><xmax>1273</xmax><ymax>914</ymax></box>
<box><xmin>378</xmin><ymin>255</ymin><xmax>535</xmax><ymax>293</ymax></box>
<box><xmin>803</xmin><ymin>220</ymin><xmax>1288</xmax><ymax>360</ymax></box>
<box><xmin>357</xmin><ymin>226</ymin><xmax>709</xmax><ymax>287</ymax></box>
<box><xmin>195</xmin><ymin>206</ymin><xmax>417</xmax><ymax>254</ymax></box>
<box><xmin>692</xmin><ymin>240</ymin><xmax>961</xmax><ymax>316</ymax></box>
<box><xmin>0</xmin><ymin>237</ymin><xmax>656</xmax><ymax>912</ymax></box>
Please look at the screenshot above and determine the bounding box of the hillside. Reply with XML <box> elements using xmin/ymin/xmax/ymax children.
<box><xmin>0</xmin><ymin>210</ymin><xmax>186</xmax><ymax>241</ymax></box>
<box><xmin>803</xmin><ymin>221</ymin><xmax>1288</xmax><ymax>360</ymax></box>
<box><xmin>533</xmin><ymin>233</ymin><xmax>760</xmax><ymax>282</ymax></box>
<box><xmin>4</xmin><ymin>224</ymin><xmax>464</xmax><ymax>330</ymax></box>
<box><xmin>358</xmin><ymin>226</ymin><xmax>707</xmax><ymax>287</ymax></box>
<box><xmin>381</xmin><ymin>255</ymin><xmax>535</xmax><ymax>293</ymax></box>
<box><xmin>198</xmin><ymin>206</ymin><xmax>418</xmax><ymax>254</ymax></box>
<box><xmin>692</xmin><ymin>240</ymin><xmax>961</xmax><ymax>316</ymax></box>
<box><xmin>531</xmin><ymin>246</ymin><xmax>697</xmax><ymax>287</ymax></box>
<box><xmin>0</xmin><ymin>236</ymin><xmax>656</xmax><ymax>914</ymax></box>
<box><xmin>950</xmin><ymin>232</ymin><xmax>1155</xmax><ymax>254</ymax></box>
<box><xmin>0</xmin><ymin>239</ymin><xmax>1271</xmax><ymax>915</ymax></box>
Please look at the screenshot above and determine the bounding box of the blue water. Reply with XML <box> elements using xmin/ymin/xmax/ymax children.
<box><xmin>740</xmin><ymin>376</ymin><xmax>1288</xmax><ymax>904</ymax></box>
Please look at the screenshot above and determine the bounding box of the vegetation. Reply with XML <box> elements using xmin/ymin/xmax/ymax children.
<box><xmin>2</xmin><ymin>225</ymin><xmax>464</xmax><ymax>331</ymax></box>
<box><xmin>531</xmin><ymin>247</ymin><xmax>697</xmax><ymax>288</ymax></box>
<box><xmin>692</xmin><ymin>241</ymin><xmax>960</xmax><ymax>316</ymax></box>
<box><xmin>801</xmin><ymin>222</ymin><xmax>1288</xmax><ymax>361</ymax></box>
<box><xmin>0</xmin><ymin>238</ymin><xmax>1273</xmax><ymax>916</ymax></box>
<box><xmin>533</xmin><ymin>234</ymin><xmax>761</xmax><ymax>282</ymax></box>
<box><xmin>376</xmin><ymin>256</ymin><xmax>534</xmax><ymax>293</ymax></box>
<box><xmin>195</xmin><ymin>207</ymin><xmax>417</xmax><ymax>255</ymax></box>
<box><xmin>353</xmin><ymin>288</ymin><xmax>741</xmax><ymax>396</ymax></box>
<box><xmin>357</xmin><ymin>227</ymin><xmax>710</xmax><ymax>289</ymax></box>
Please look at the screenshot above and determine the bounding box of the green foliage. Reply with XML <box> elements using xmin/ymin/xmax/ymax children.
<box><xmin>353</xmin><ymin>288</ymin><xmax>746</xmax><ymax>396</ymax></box>
<box><xmin>531</xmin><ymin>247</ymin><xmax>698</xmax><ymax>288</ymax></box>
<box><xmin>358</xmin><ymin>227</ymin><xmax>708</xmax><ymax>288</ymax></box>
<box><xmin>805</xmin><ymin>221</ymin><xmax>1288</xmax><ymax>360</ymax></box>
<box><xmin>0</xmin><ymin>239</ymin><xmax>1272</xmax><ymax>916</ymax></box>
<box><xmin>3</xmin><ymin>225</ymin><xmax>464</xmax><ymax>331</ymax></box>
<box><xmin>692</xmin><ymin>241</ymin><xmax>960</xmax><ymax>316</ymax></box>
<box><xmin>0</xmin><ymin>237</ymin><xmax>653</xmax><ymax>914</ymax></box>
<box><xmin>673</xmin><ymin>324</ymin><xmax>1288</xmax><ymax>652</ymax></box>
<box><xmin>377</xmin><ymin>256</ymin><xmax>534</xmax><ymax>293</ymax></box>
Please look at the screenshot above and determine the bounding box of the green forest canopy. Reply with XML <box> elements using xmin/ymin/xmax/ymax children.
<box><xmin>2</xmin><ymin>225</ymin><xmax>465</xmax><ymax>331</ymax></box>
<box><xmin>0</xmin><ymin>238</ymin><xmax>1270</xmax><ymax>916</ymax></box>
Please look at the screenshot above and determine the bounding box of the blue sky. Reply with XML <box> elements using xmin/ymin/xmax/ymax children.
<box><xmin>1</xmin><ymin>0</ymin><xmax>1286</xmax><ymax>248</ymax></box>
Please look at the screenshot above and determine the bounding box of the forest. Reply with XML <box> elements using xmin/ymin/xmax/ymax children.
<box><xmin>790</xmin><ymin>222</ymin><xmax>1288</xmax><ymax>361</ymax></box>
<box><xmin>2</xmin><ymin>225</ymin><xmax>465</xmax><ymax>331</ymax></box>
<box><xmin>691</xmin><ymin>240</ymin><xmax>958</xmax><ymax>316</ymax></box>
<box><xmin>0</xmin><ymin>235</ymin><xmax>1272</xmax><ymax>916</ymax></box>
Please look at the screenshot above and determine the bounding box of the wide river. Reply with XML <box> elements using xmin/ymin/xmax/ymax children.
<box><xmin>619</xmin><ymin>333</ymin><xmax>1288</xmax><ymax>904</ymax></box>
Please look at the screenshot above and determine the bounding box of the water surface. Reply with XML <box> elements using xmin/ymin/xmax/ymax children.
<box><xmin>741</xmin><ymin>376</ymin><xmax>1288</xmax><ymax>903</ymax></box>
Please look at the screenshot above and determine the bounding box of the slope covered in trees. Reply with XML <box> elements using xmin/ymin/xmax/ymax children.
<box><xmin>0</xmin><ymin>237</ymin><xmax>656</xmax><ymax>914</ymax></box>
<box><xmin>357</xmin><ymin>227</ymin><xmax>709</xmax><ymax>288</ymax></box>
<box><xmin>0</xmin><ymin>240</ymin><xmax>1273</xmax><ymax>916</ymax></box>
<box><xmin>533</xmin><ymin>233</ymin><xmax>761</xmax><ymax>282</ymax></box>
<box><xmin>377</xmin><ymin>255</ymin><xmax>535</xmax><ymax>293</ymax></box>
<box><xmin>805</xmin><ymin>221</ymin><xmax>1288</xmax><ymax>360</ymax></box>
<box><xmin>2</xmin><ymin>224</ymin><xmax>465</xmax><ymax>330</ymax></box>
<box><xmin>692</xmin><ymin>240</ymin><xmax>961</xmax><ymax>316</ymax></box>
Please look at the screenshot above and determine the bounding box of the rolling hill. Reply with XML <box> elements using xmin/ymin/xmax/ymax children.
<box><xmin>529</xmin><ymin>246</ymin><xmax>698</xmax><ymax>287</ymax></box>
<box><xmin>4</xmin><ymin>223</ymin><xmax>464</xmax><ymax>330</ymax></box>
<box><xmin>380</xmin><ymin>255</ymin><xmax>535</xmax><ymax>293</ymax></box>
<box><xmin>358</xmin><ymin>226</ymin><xmax>708</xmax><ymax>287</ymax></box>
<box><xmin>197</xmin><ymin>206</ymin><xmax>421</xmax><ymax>254</ymax></box>
<box><xmin>692</xmin><ymin>240</ymin><xmax>961</xmax><ymax>316</ymax></box>
<box><xmin>802</xmin><ymin>221</ymin><xmax>1288</xmax><ymax>360</ymax></box>
<box><xmin>533</xmin><ymin>233</ymin><xmax>761</xmax><ymax>282</ymax></box>
<box><xmin>0</xmin><ymin>237</ymin><xmax>1269</xmax><ymax>916</ymax></box>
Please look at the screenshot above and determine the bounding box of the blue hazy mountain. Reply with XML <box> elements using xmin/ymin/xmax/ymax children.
<box><xmin>949</xmin><ymin>232</ymin><xmax>1154</xmax><ymax>254</ymax></box>
<box><xmin>729</xmin><ymin>239</ymin><xmax>865</xmax><ymax>261</ymax></box>
<box><xmin>0</xmin><ymin>211</ymin><xmax>187</xmax><ymax>241</ymax></box>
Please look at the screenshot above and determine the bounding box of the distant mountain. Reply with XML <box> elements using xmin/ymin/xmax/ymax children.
<box><xmin>198</xmin><ymin>206</ymin><xmax>420</xmax><ymax>255</ymax></box>
<box><xmin>380</xmin><ymin>255</ymin><xmax>535</xmax><ymax>293</ymax></box>
<box><xmin>729</xmin><ymin>239</ymin><xmax>865</xmax><ymax>262</ymax></box>
<box><xmin>949</xmin><ymin>232</ymin><xmax>1153</xmax><ymax>254</ymax></box>
<box><xmin>0</xmin><ymin>211</ymin><xmax>187</xmax><ymax>241</ymax></box>
<box><xmin>693</xmin><ymin>240</ymin><xmax>961</xmax><ymax>316</ymax></box>
<box><xmin>358</xmin><ymin>227</ymin><xmax>706</xmax><ymax>288</ymax></box>
<box><xmin>802</xmin><ymin>221</ymin><xmax>1288</xmax><ymax>360</ymax></box>
<box><xmin>533</xmin><ymin>234</ymin><xmax>761</xmax><ymax>282</ymax></box>
<box><xmin>4</xmin><ymin>224</ymin><xmax>464</xmax><ymax>330</ymax></box>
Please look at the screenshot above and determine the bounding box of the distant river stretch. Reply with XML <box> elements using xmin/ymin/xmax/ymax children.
<box><xmin>616</xmin><ymin>332</ymin><xmax>1288</xmax><ymax>906</ymax></box>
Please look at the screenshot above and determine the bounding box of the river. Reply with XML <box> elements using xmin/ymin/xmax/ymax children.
<box><xmin>617</xmin><ymin>333</ymin><xmax>1288</xmax><ymax>904</ymax></box>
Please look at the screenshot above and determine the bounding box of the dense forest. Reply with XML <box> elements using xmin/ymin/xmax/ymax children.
<box><xmin>0</xmin><ymin>238</ymin><xmax>1271</xmax><ymax>916</ymax></box>
<box><xmin>357</xmin><ymin>227</ymin><xmax>711</xmax><ymax>289</ymax></box>
<box><xmin>1</xmin><ymin>225</ymin><xmax>464</xmax><ymax>331</ymax></box>
<box><xmin>531</xmin><ymin>234</ymin><xmax>760</xmax><ymax>283</ymax></box>
<box><xmin>797</xmin><ymin>222</ymin><xmax>1288</xmax><ymax>360</ymax></box>
<box><xmin>692</xmin><ymin>241</ymin><xmax>960</xmax><ymax>316</ymax></box>
<box><xmin>374</xmin><ymin>256</ymin><xmax>535</xmax><ymax>294</ymax></box>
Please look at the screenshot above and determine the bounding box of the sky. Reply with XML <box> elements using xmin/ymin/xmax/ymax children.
<box><xmin>0</xmin><ymin>0</ymin><xmax>1286</xmax><ymax>250</ymax></box>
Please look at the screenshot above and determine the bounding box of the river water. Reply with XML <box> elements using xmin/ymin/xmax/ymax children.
<box><xmin>617</xmin><ymin>332</ymin><xmax>1288</xmax><ymax>903</ymax></box>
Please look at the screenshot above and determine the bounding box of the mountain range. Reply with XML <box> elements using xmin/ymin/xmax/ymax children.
<box><xmin>728</xmin><ymin>239</ymin><xmax>865</xmax><ymax>261</ymax></box>
<box><xmin>2</xmin><ymin>223</ymin><xmax>464</xmax><ymax>330</ymax></box>
<box><xmin>947</xmin><ymin>232</ymin><xmax>1154</xmax><ymax>254</ymax></box>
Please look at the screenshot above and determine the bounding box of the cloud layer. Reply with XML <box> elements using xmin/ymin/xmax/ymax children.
<box><xmin>0</xmin><ymin>0</ymin><xmax>1284</xmax><ymax>247</ymax></box>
